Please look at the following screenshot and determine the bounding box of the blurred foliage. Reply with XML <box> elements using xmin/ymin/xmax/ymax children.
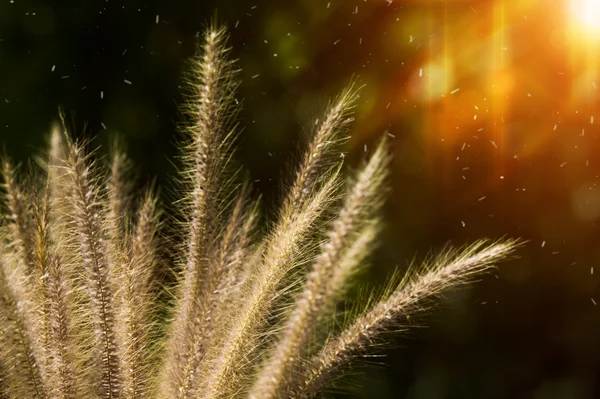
<box><xmin>1</xmin><ymin>0</ymin><xmax>600</xmax><ymax>398</ymax></box>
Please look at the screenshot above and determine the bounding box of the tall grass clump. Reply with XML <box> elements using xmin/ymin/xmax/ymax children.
<box><xmin>0</xmin><ymin>24</ymin><xmax>520</xmax><ymax>399</ymax></box>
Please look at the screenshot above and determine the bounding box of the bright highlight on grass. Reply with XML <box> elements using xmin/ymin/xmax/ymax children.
<box><xmin>571</xmin><ymin>0</ymin><xmax>600</xmax><ymax>34</ymax></box>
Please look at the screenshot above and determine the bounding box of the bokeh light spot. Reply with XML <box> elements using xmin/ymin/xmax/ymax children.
<box><xmin>571</xmin><ymin>0</ymin><xmax>600</xmax><ymax>34</ymax></box>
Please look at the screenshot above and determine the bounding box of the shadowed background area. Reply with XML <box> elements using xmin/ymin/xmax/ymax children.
<box><xmin>1</xmin><ymin>0</ymin><xmax>599</xmax><ymax>398</ymax></box>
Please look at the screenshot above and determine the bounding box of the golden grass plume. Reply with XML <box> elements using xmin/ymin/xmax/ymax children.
<box><xmin>0</xmin><ymin>23</ymin><xmax>520</xmax><ymax>399</ymax></box>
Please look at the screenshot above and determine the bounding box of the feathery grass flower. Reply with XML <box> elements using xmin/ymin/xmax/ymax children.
<box><xmin>0</xmin><ymin>23</ymin><xmax>519</xmax><ymax>399</ymax></box>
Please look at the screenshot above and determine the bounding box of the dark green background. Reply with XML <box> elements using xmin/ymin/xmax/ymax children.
<box><xmin>1</xmin><ymin>0</ymin><xmax>599</xmax><ymax>398</ymax></box>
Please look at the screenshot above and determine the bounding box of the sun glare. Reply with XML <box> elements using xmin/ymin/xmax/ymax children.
<box><xmin>571</xmin><ymin>0</ymin><xmax>600</xmax><ymax>33</ymax></box>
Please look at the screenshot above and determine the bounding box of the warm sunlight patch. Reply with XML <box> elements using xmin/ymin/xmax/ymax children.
<box><xmin>571</xmin><ymin>0</ymin><xmax>600</xmax><ymax>34</ymax></box>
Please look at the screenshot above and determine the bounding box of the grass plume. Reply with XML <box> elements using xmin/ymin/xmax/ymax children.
<box><xmin>249</xmin><ymin>137</ymin><xmax>390</xmax><ymax>399</ymax></box>
<box><xmin>0</xmin><ymin>251</ymin><xmax>44</xmax><ymax>398</ymax></box>
<box><xmin>65</xmin><ymin>138</ymin><xmax>121</xmax><ymax>398</ymax></box>
<box><xmin>31</xmin><ymin>188</ymin><xmax>84</xmax><ymax>399</ymax></box>
<box><xmin>157</xmin><ymin>24</ymin><xmax>241</xmax><ymax>399</ymax></box>
<box><xmin>114</xmin><ymin>189</ymin><xmax>162</xmax><ymax>399</ymax></box>
<box><xmin>0</xmin><ymin>24</ymin><xmax>519</xmax><ymax>399</ymax></box>
<box><xmin>2</xmin><ymin>160</ymin><xmax>35</xmax><ymax>272</ymax></box>
<box><xmin>287</xmin><ymin>240</ymin><xmax>520</xmax><ymax>398</ymax></box>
